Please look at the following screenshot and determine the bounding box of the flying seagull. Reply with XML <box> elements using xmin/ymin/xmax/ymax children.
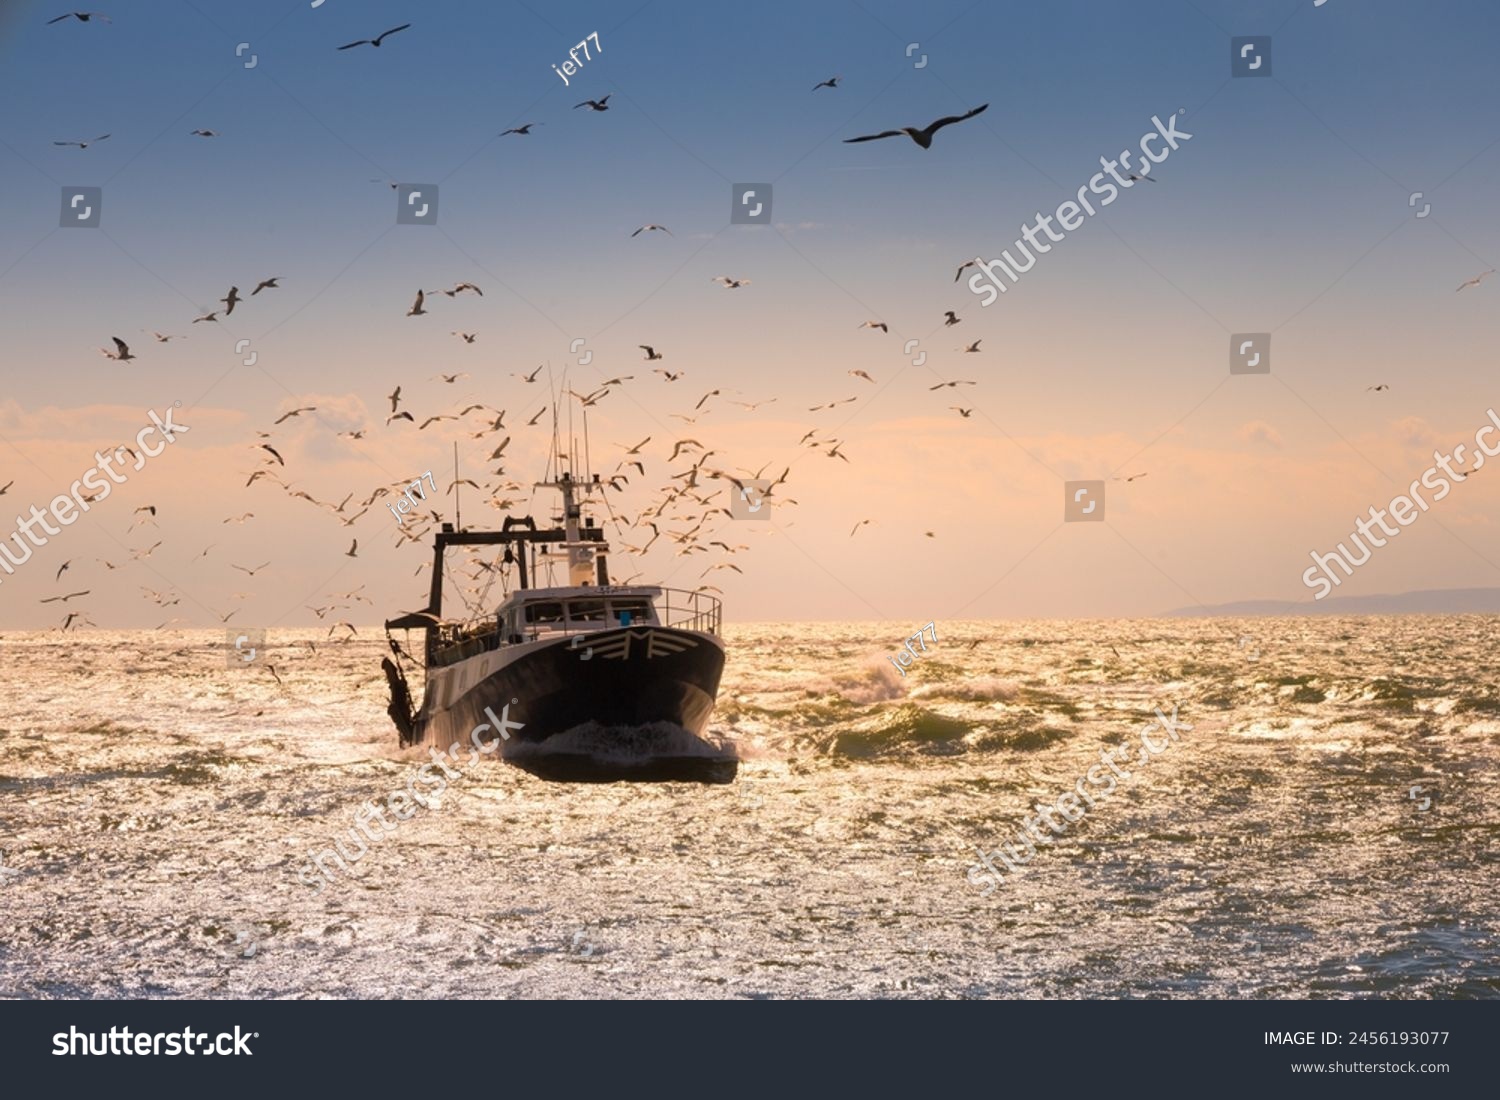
<box><xmin>150</xmin><ymin>331</ymin><xmax>181</xmax><ymax>342</ymax></box>
<box><xmin>928</xmin><ymin>380</ymin><xmax>976</xmax><ymax>390</ymax></box>
<box><xmin>812</xmin><ymin>75</ymin><xmax>841</xmax><ymax>91</ymax></box>
<box><xmin>273</xmin><ymin>407</ymin><xmax>316</xmax><ymax>424</ymax></box>
<box><xmin>338</xmin><ymin>24</ymin><xmax>410</xmax><ymax>50</ymax></box>
<box><xmin>47</xmin><ymin>12</ymin><xmax>110</xmax><ymax>24</ymax></box>
<box><xmin>1366</xmin><ymin>384</ymin><xmax>1390</xmax><ymax>392</ymax></box>
<box><xmin>1457</xmin><ymin>269</ymin><xmax>1495</xmax><ymax>292</ymax></box>
<box><xmin>711</xmin><ymin>276</ymin><xmax>750</xmax><ymax>289</ymax></box>
<box><xmin>848</xmin><ymin>369</ymin><xmax>875</xmax><ymax>383</ymax></box>
<box><xmin>844</xmin><ymin>103</ymin><xmax>989</xmax><ymax>149</ymax></box>
<box><xmin>220</xmin><ymin>286</ymin><xmax>241</xmax><ymax>315</ymax></box>
<box><xmin>631</xmin><ymin>224</ymin><xmax>672</xmax><ymax>237</ymax></box>
<box><xmin>192</xmin><ymin>311</ymin><xmax>219</xmax><ymax>324</ymax></box>
<box><xmin>856</xmin><ymin>321</ymin><xmax>888</xmax><ymax>332</ymax></box>
<box><xmin>407</xmin><ymin>289</ymin><xmax>427</xmax><ymax>316</ymax></box>
<box><xmin>251</xmin><ymin>277</ymin><xmax>280</xmax><ymax>294</ymax></box>
<box><xmin>954</xmin><ymin>257</ymin><xmax>983</xmax><ymax>282</ymax></box>
<box><xmin>98</xmin><ymin>336</ymin><xmax>135</xmax><ymax>361</ymax></box>
<box><xmin>943</xmin><ymin>311</ymin><xmax>961</xmax><ymax>326</ymax></box>
<box><xmin>451</xmin><ymin>332</ymin><xmax>477</xmax><ymax>344</ymax></box>
<box><xmin>53</xmin><ymin>134</ymin><xmax>110</xmax><ymax>148</ymax></box>
<box><xmin>951</xmin><ymin>407</ymin><xmax>973</xmax><ymax>418</ymax></box>
<box><xmin>961</xmin><ymin>339</ymin><xmax>982</xmax><ymax>353</ymax></box>
<box><xmin>574</xmin><ymin>95</ymin><xmax>612</xmax><ymax>111</ymax></box>
<box><xmin>345</xmin><ymin>539</ymin><xmax>358</xmax><ymax>558</ymax></box>
<box><xmin>500</xmin><ymin>123</ymin><xmax>540</xmax><ymax>135</ymax></box>
<box><xmin>639</xmin><ymin>345</ymin><xmax>663</xmax><ymax>360</ymax></box>
<box><xmin>190</xmin><ymin>129</ymin><xmax>219</xmax><ymax>138</ymax></box>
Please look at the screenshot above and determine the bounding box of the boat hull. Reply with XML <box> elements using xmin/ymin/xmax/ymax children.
<box><xmin>415</xmin><ymin>626</ymin><xmax>733</xmax><ymax>783</ymax></box>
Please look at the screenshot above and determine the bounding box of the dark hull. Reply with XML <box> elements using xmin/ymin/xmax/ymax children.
<box><xmin>417</xmin><ymin>626</ymin><xmax>733</xmax><ymax>783</ymax></box>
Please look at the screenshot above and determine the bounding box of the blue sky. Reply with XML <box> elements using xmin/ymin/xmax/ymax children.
<box><xmin>1</xmin><ymin>0</ymin><xmax>1498</xmax><ymax>627</ymax></box>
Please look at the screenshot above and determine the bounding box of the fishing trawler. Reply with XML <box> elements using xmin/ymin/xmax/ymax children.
<box><xmin>382</xmin><ymin>470</ymin><xmax>734</xmax><ymax>783</ymax></box>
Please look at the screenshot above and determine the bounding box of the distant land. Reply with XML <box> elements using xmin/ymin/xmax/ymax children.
<box><xmin>1163</xmin><ymin>588</ymin><xmax>1500</xmax><ymax>618</ymax></box>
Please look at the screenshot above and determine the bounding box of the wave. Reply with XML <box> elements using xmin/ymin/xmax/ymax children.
<box><xmin>826</xmin><ymin>705</ymin><xmax>978</xmax><ymax>759</ymax></box>
<box><xmin>502</xmin><ymin>720</ymin><xmax>738</xmax><ymax>764</ymax></box>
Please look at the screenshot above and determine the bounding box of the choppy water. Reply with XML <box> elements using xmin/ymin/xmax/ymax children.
<box><xmin>1</xmin><ymin>616</ymin><xmax>1496</xmax><ymax>999</ymax></box>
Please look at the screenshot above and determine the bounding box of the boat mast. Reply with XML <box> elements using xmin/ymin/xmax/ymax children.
<box><xmin>533</xmin><ymin>472</ymin><xmax>604</xmax><ymax>587</ymax></box>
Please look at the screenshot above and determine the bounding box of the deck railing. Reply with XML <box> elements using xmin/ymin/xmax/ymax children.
<box><xmin>657</xmin><ymin>587</ymin><xmax>722</xmax><ymax>635</ymax></box>
<box><xmin>429</xmin><ymin>587</ymin><xmax>722</xmax><ymax>666</ymax></box>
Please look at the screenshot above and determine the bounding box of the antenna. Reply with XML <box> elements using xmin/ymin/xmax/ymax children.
<box><xmin>583</xmin><ymin>405</ymin><xmax>592</xmax><ymax>480</ymax></box>
<box><xmin>550</xmin><ymin>365</ymin><xmax>563</xmax><ymax>482</ymax></box>
<box><xmin>453</xmin><ymin>441</ymin><xmax>461</xmax><ymax>531</ymax></box>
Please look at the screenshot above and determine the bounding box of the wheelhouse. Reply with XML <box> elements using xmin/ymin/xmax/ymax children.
<box><xmin>500</xmin><ymin>586</ymin><xmax>664</xmax><ymax>642</ymax></box>
<box><xmin>425</xmin><ymin>585</ymin><xmax>721</xmax><ymax>668</ymax></box>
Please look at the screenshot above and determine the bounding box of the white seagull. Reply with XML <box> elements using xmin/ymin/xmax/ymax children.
<box><xmin>98</xmin><ymin>336</ymin><xmax>135</xmax><ymax>361</ymax></box>
<box><xmin>53</xmin><ymin>134</ymin><xmax>110</xmax><ymax>149</ymax></box>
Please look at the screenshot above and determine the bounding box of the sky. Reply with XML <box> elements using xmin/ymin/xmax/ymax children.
<box><xmin>0</xmin><ymin>0</ymin><xmax>1498</xmax><ymax>629</ymax></box>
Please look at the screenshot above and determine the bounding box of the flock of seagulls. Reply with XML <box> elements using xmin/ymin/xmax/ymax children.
<box><xmin>23</xmin><ymin>15</ymin><xmax>1494</xmax><ymax>642</ymax></box>
<box><xmin>99</xmin><ymin>277</ymin><xmax>282</xmax><ymax>354</ymax></box>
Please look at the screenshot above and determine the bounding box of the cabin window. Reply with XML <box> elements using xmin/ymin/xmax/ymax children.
<box><xmin>608</xmin><ymin>599</ymin><xmax>654</xmax><ymax>624</ymax></box>
<box><xmin>524</xmin><ymin>602</ymin><xmax>565</xmax><ymax>625</ymax></box>
<box><xmin>566</xmin><ymin>600</ymin><xmax>608</xmax><ymax>623</ymax></box>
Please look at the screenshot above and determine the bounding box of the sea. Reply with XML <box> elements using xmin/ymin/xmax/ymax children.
<box><xmin>1</xmin><ymin>616</ymin><xmax>1496</xmax><ymax>999</ymax></box>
